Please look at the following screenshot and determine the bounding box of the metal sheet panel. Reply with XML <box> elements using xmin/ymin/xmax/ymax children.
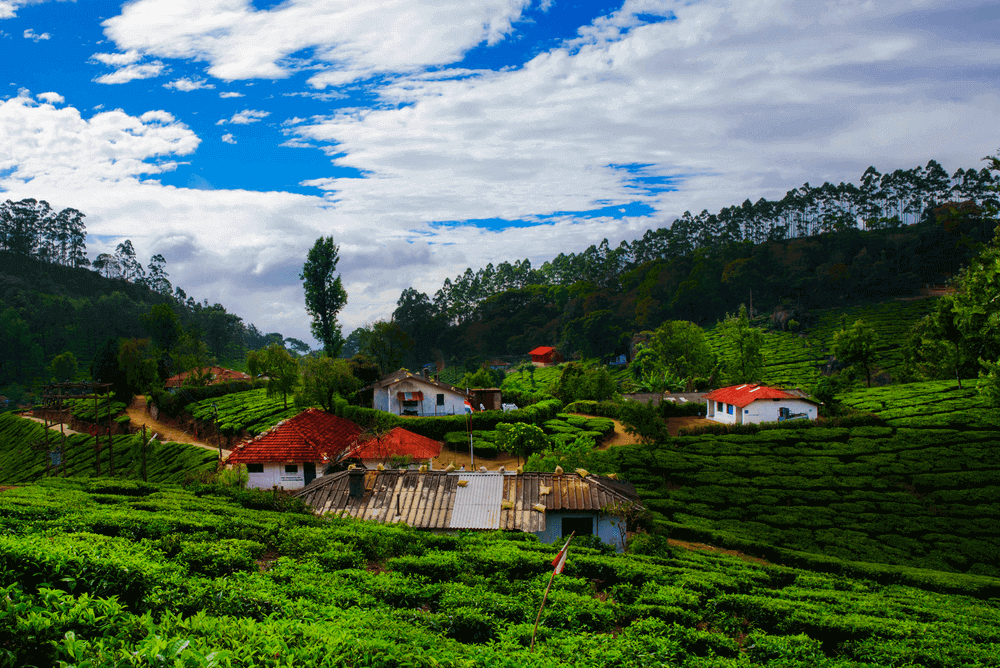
<box><xmin>449</xmin><ymin>473</ymin><xmax>503</xmax><ymax>529</ymax></box>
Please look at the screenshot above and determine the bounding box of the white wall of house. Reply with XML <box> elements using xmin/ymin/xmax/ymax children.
<box><xmin>245</xmin><ymin>461</ymin><xmax>325</xmax><ymax>490</ymax></box>
<box><xmin>373</xmin><ymin>378</ymin><xmax>468</xmax><ymax>416</ymax></box>
<box><xmin>532</xmin><ymin>514</ymin><xmax>624</xmax><ymax>551</ymax></box>
<box><xmin>706</xmin><ymin>400</ymin><xmax>740</xmax><ymax>424</ymax></box>
<box><xmin>742</xmin><ymin>398</ymin><xmax>817</xmax><ymax>424</ymax></box>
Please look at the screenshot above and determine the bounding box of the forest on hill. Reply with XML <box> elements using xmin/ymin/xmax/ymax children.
<box><xmin>0</xmin><ymin>199</ymin><xmax>291</xmax><ymax>405</ymax></box>
<box><xmin>390</xmin><ymin>158</ymin><xmax>1000</xmax><ymax>368</ymax></box>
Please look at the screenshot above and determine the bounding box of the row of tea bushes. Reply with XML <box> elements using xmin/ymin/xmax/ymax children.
<box><xmin>837</xmin><ymin>379</ymin><xmax>993</xmax><ymax>428</ymax></box>
<box><xmin>616</xmin><ymin>419</ymin><xmax>1000</xmax><ymax>576</ymax></box>
<box><xmin>0</xmin><ymin>413</ymin><xmax>219</xmax><ymax>484</ymax></box>
<box><xmin>0</xmin><ymin>478</ymin><xmax>997</xmax><ymax>667</ymax></box>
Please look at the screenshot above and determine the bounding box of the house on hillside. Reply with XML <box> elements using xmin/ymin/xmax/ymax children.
<box><xmin>294</xmin><ymin>470</ymin><xmax>642</xmax><ymax>551</ymax></box>
<box><xmin>529</xmin><ymin>346</ymin><xmax>563</xmax><ymax>366</ymax></box>
<box><xmin>703</xmin><ymin>384</ymin><xmax>818</xmax><ymax>425</ymax></box>
<box><xmin>338</xmin><ymin>427</ymin><xmax>442</xmax><ymax>470</ymax></box>
<box><xmin>359</xmin><ymin>369</ymin><xmax>471</xmax><ymax>416</ymax></box>
<box><xmin>487</xmin><ymin>360</ymin><xmax>511</xmax><ymax>371</ymax></box>
<box><xmin>165</xmin><ymin>367</ymin><xmax>251</xmax><ymax>390</ymax></box>
<box><xmin>226</xmin><ymin>409</ymin><xmax>362</xmax><ymax>490</ymax></box>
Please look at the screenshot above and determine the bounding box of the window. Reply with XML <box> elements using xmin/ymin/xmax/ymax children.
<box><xmin>402</xmin><ymin>400</ymin><xmax>418</xmax><ymax>407</ymax></box>
<box><xmin>437</xmin><ymin>393</ymin><xmax>445</xmax><ymax>406</ymax></box>
<box><xmin>247</xmin><ymin>463</ymin><xmax>263</xmax><ymax>473</ymax></box>
<box><xmin>284</xmin><ymin>464</ymin><xmax>298</xmax><ymax>474</ymax></box>
<box><xmin>716</xmin><ymin>400</ymin><xmax>722</xmax><ymax>412</ymax></box>
<box><xmin>562</xmin><ymin>516</ymin><xmax>593</xmax><ymax>537</ymax></box>
<box><xmin>727</xmin><ymin>404</ymin><xmax>734</xmax><ymax>415</ymax></box>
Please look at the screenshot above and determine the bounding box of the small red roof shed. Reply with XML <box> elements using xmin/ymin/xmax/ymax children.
<box><xmin>227</xmin><ymin>409</ymin><xmax>363</xmax><ymax>465</ymax></box>
<box><xmin>529</xmin><ymin>346</ymin><xmax>562</xmax><ymax>365</ymax></box>
<box><xmin>342</xmin><ymin>427</ymin><xmax>442</xmax><ymax>462</ymax></box>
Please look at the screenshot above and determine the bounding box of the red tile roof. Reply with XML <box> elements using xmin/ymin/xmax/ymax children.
<box><xmin>165</xmin><ymin>366</ymin><xmax>251</xmax><ymax>388</ymax></box>
<box><xmin>227</xmin><ymin>409</ymin><xmax>363</xmax><ymax>464</ymax></box>
<box><xmin>529</xmin><ymin>346</ymin><xmax>555</xmax><ymax>356</ymax></box>
<box><xmin>343</xmin><ymin>427</ymin><xmax>442</xmax><ymax>461</ymax></box>
<box><xmin>703</xmin><ymin>384</ymin><xmax>815</xmax><ymax>408</ymax></box>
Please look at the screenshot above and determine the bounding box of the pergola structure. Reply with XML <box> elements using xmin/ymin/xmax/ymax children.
<box><xmin>32</xmin><ymin>382</ymin><xmax>114</xmax><ymax>477</ymax></box>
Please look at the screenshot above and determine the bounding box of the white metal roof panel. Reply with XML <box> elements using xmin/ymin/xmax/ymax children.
<box><xmin>449</xmin><ymin>472</ymin><xmax>503</xmax><ymax>529</ymax></box>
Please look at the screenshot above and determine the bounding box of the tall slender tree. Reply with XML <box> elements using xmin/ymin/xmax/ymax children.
<box><xmin>300</xmin><ymin>237</ymin><xmax>348</xmax><ymax>357</ymax></box>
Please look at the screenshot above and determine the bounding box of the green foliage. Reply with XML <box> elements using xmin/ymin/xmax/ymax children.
<box><xmin>647</xmin><ymin>320</ymin><xmax>716</xmax><ymax>381</ymax></box>
<box><xmin>715</xmin><ymin>304</ymin><xmax>765</xmax><ymax>384</ymax></box>
<box><xmin>357</xmin><ymin>320</ymin><xmax>414</xmax><ymax>376</ymax></box>
<box><xmin>300</xmin><ymin>236</ymin><xmax>348</xmax><ymax>357</ymax></box>
<box><xmin>187</xmin><ymin>388</ymin><xmax>303</xmax><ymax>436</ymax></box>
<box><xmin>496</xmin><ymin>422</ymin><xmax>550</xmax><ymax>462</ymax></box>
<box><xmin>247</xmin><ymin>343</ymin><xmax>301</xmax><ymax>410</ymax></box>
<box><xmin>556</xmin><ymin>363</ymin><xmax>616</xmax><ymax>403</ymax></box>
<box><xmin>296</xmin><ymin>355</ymin><xmax>361</xmax><ymax>412</ymax></box>
<box><xmin>48</xmin><ymin>351</ymin><xmax>79</xmax><ymax>383</ymax></box>
<box><xmin>832</xmin><ymin>317</ymin><xmax>880</xmax><ymax>387</ymax></box>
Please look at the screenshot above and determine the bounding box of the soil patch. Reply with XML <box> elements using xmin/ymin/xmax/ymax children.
<box><xmin>668</xmin><ymin>538</ymin><xmax>771</xmax><ymax>566</ymax></box>
<box><xmin>127</xmin><ymin>397</ymin><xmax>230</xmax><ymax>458</ymax></box>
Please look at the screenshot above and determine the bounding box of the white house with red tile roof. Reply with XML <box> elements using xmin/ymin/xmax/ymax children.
<box><xmin>226</xmin><ymin>408</ymin><xmax>363</xmax><ymax>490</ymax></box>
<box><xmin>339</xmin><ymin>427</ymin><xmax>442</xmax><ymax>470</ymax></box>
<box><xmin>703</xmin><ymin>384</ymin><xmax>818</xmax><ymax>425</ymax></box>
<box><xmin>362</xmin><ymin>369</ymin><xmax>471</xmax><ymax>416</ymax></box>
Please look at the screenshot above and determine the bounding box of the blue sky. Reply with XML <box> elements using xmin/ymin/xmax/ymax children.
<box><xmin>1</xmin><ymin>0</ymin><xmax>998</xmax><ymax>346</ymax></box>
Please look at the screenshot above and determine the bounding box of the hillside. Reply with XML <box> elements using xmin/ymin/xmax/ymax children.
<box><xmin>0</xmin><ymin>477</ymin><xmax>997</xmax><ymax>667</ymax></box>
<box><xmin>0</xmin><ymin>413</ymin><xmax>218</xmax><ymax>484</ymax></box>
<box><xmin>616</xmin><ymin>380</ymin><xmax>1000</xmax><ymax>577</ymax></box>
<box><xmin>703</xmin><ymin>298</ymin><xmax>939</xmax><ymax>389</ymax></box>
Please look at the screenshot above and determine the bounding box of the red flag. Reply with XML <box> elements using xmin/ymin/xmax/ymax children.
<box><xmin>551</xmin><ymin>534</ymin><xmax>573</xmax><ymax>574</ymax></box>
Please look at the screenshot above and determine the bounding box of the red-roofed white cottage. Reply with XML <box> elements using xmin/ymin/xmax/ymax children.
<box><xmin>226</xmin><ymin>409</ymin><xmax>362</xmax><ymax>489</ymax></box>
<box><xmin>703</xmin><ymin>384</ymin><xmax>818</xmax><ymax>425</ymax></box>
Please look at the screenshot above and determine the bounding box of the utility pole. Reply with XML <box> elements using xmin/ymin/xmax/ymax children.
<box><xmin>213</xmin><ymin>402</ymin><xmax>222</xmax><ymax>464</ymax></box>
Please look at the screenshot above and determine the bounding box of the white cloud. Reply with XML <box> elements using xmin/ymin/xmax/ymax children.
<box><xmin>23</xmin><ymin>28</ymin><xmax>50</xmax><ymax>41</ymax></box>
<box><xmin>36</xmin><ymin>91</ymin><xmax>63</xmax><ymax>104</ymax></box>
<box><xmin>91</xmin><ymin>50</ymin><xmax>141</xmax><ymax>66</ymax></box>
<box><xmin>221</xmin><ymin>132</ymin><xmax>236</xmax><ymax>144</ymax></box>
<box><xmin>1</xmin><ymin>0</ymin><xmax>54</xmax><ymax>20</ymax></box>
<box><xmin>217</xmin><ymin>108</ymin><xmax>269</xmax><ymax>125</ymax></box>
<box><xmin>100</xmin><ymin>0</ymin><xmax>533</xmax><ymax>84</ymax></box>
<box><xmin>164</xmin><ymin>76</ymin><xmax>215</xmax><ymax>91</ymax></box>
<box><xmin>94</xmin><ymin>61</ymin><xmax>165</xmax><ymax>84</ymax></box>
<box><xmin>219</xmin><ymin>91</ymin><xmax>244</xmax><ymax>98</ymax></box>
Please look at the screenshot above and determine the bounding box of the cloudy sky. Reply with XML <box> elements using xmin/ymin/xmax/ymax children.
<box><xmin>1</xmin><ymin>0</ymin><xmax>998</xmax><ymax>347</ymax></box>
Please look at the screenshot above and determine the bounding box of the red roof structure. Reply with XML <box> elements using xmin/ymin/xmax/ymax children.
<box><xmin>529</xmin><ymin>346</ymin><xmax>562</xmax><ymax>365</ymax></box>
<box><xmin>227</xmin><ymin>409</ymin><xmax>363</xmax><ymax>465</ymax></box>
<box><xmin>342</xmin><ymin>427</ymin><xmax>442</xmax><ymax>462</ymax></box>
<box><xmin>703</xmin><ymin>384</ymin><xmax>813</xmax><ymax>408</ymax></box>
<box><xmin>165</xmin><ymin>366</ymin><xmax>252</xmax><ymax>389</ymax></box>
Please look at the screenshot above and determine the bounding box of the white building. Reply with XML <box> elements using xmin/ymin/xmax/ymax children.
<box><xmin>362</xmin><ymin>369</ymin><xmax>471</xmax><ymax>416</ymax></box>
<box><xmin>703</xmin><ymin>384</ymin><xmax>818</xmax><ymax>425</ymax></box>
<box><xmin>226</xmin><ymin>409</ymin><xmax>363</xmax><ymax>490</ymax></box>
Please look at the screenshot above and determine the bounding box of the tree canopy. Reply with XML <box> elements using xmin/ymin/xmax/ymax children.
<box><xmin>300</xmin><ymin>237</ymin><xmax>348</xmax><ymax>357</ymax></box>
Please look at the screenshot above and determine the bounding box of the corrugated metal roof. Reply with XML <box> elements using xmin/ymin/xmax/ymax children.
<box><xmin>294</xmin><ymin>470</ymin><xmax>641</xmax><ymax>534</ymax></box>
<box><xmin>450</xmin><ymin>473</ymin><xmax>503</xmax><ymax>529</ymax></box>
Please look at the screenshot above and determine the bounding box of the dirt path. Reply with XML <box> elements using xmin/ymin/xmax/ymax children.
<box><xmin>668</xmin><ymin>538</ymin><xmax>771</xmax><ymax>566</ymax></box>
<box><xmin>20</xmin><ymin>415</ymin><xmax>85</xmax><ymax>436</ymax></box>
<box><xmin>127</xmin><ymin>397</ymin><xmax>231</xmax><ymax>458</ymax></box>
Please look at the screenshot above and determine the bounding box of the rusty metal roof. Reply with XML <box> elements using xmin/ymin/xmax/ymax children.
<box><xmin>293</xmin><ymin>470</ymin><xmax>641</xmax><ymax>533</ymax></box>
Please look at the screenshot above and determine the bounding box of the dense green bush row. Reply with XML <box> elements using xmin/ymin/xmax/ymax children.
<box><xmin>837</xmin><ymin>379</ymin><xmax>996</xmax><ymax>429</ymax></box>
<box><xmin>0</xmin><ymin>478</ymin><xmax>996</xmax><ymax>667</ymax></box>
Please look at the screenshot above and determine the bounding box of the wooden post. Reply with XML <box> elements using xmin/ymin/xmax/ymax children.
<box><xmin>107</xmin><ymin>394</ymin><xmax>114</xmax><ymax>476</ymax></box>
<box><xmin>142</xmin><ymin>425</ymin><xmax>148</xmax><ymax>482</ymax></box>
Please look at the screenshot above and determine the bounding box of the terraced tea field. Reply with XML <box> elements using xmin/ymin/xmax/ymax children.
<box><xmin>617</xmin><ymin>381</ymin><xmax>1000</xmax><ymax>576</ymax></box>
<box><xmin>706</xmin><ymin>299</ymin><xmax>939</xmax><ymax>388</ymax></box>
<box><xmin>0</xmin><ymin>413</ymin><xmax>218</xmax><ymax>484</ymax></box>
<box><xmin>187</xmin><ymin>388</ymin><xmax>302</xmax><ymax>436</ymax></box>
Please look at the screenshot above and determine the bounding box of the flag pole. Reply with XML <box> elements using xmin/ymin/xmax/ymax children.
<box><xmin>466</xmin><ymin>388</ymin><xmax>475</xmax><ymax>470</ymax></box>
<box><xmin>530</xmin><ymin>532</ymin><xmax>574</xmax><ymax>652</ymax></box>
